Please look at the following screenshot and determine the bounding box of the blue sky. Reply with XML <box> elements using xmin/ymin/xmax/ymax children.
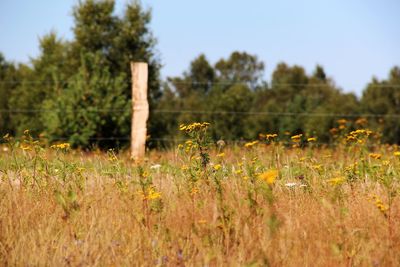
<box><xmin>0</xmin><ymin>0</ymin><xmax>399</xmax><ymax>95</ymax></box>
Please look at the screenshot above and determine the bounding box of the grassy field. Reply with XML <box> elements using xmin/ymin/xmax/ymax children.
<box><xmin>0</xmin><ymin>125</ymin><xmax>400</xmax><ymax>266</ymax></box>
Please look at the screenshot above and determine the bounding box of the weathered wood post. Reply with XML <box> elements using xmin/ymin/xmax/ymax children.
<box><xmin>130</xmin><ymin>62</ymin><xmax>149</xmax><ymax>161</ymax></box>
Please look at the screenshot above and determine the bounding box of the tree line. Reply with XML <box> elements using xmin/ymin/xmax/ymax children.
<box><xmin>0</xmin><ymin>0</ymin><xmax>399</xmax><ymax>148</ymax></box>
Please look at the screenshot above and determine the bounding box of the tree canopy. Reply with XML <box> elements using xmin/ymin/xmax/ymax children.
<box><xmin>0</xmin><ymin>0</ymin><xmax>399</xmax><ymax>148</ymax></box>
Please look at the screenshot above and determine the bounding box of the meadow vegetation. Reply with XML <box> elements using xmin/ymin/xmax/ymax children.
<box><xmin>0</xmin><ymin>122</ymin><xmax>399</xmax><ymax>266</ymax></box>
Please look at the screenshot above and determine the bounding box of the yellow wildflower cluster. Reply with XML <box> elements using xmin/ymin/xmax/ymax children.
<box><xmin>259</xmin><ymin>133</ymin><xmax>278</xmax><ymax>141</ymax></box>
<box><xmin>258</xmin><ymin>170</ymin><xmax>278</xmax><ymax>185</ymax></box>
<box><xmin>20</xmin><ymin>144</ymin><xmax>32</xmax><ymax>151</ymax></box>
<box><xmin>312</xmin><ymin>164</ymin><xmax>323</xmax><ymax>171</ymax></box>
<box><xmin>370</xmin><ymin>195</ymin><xmax>388</xmax><ymax>215</ymax></box>
<box><xmin>345</xmin><ymin>162</ymin><xmax>359</xmax><ymax>174</ymax></box>
<box><xmin>337</xmin><ymin>119</ymin><xmax>348</xmax><ymax>130</ymax></box>
<box><xmin>327</xmin><ymin>176</ymin><xmax>346</xmax><ymax>186</ymax></box>
<box><xmin>346</xmin><ymin>129</ymin><xmax>372</xmax><ymax>143</ymax></box>
<box><xmin>213</xmin><ymin>164</ymin><xmax>222</xmax><ymax>171</ymax></box>
<box><xmin>181</xmin><ymin>165</ymin><xmax>189</xmax><ymax>171</ymax></box>
<box><xmin>307</xmin><ymin>137</ymin><xmax>317</xmax><ymax>142</ymax></box>
<box><xmin>291</xmin><ymin>134</ymin><xmax>302</xmax><ymax>143</ymax></box>
<box><xmin>235</xmin><ymin>169</ymin><xmax>243</xmax><ymax>175</ymax></box>
<box><xmin>51</xmin><ymin>143</ymin><xmax>70</xmax><ymax>150</ymax></box>
<box><xmin>179</xmin><ymin>122</ymin><xmax>210</xmax><ymax>133</ymax></box>
<box><xmin>178</xmin><ymin>140</ymin><xmax>199</xmax><ymax>153</ymax></box>
<box><xmin>369</xmin><ymin>153</ymin><xmax>382</xmax><ymax>160</ymax></box>
<box><xmin>140</xmin><ymin>187</ymin><xmax>162</xmax><ymax>200</ymax></box>
<box><xmin>108</xmin><ymin>154</ymin><xmax>118</xmax><ymax>162</ymax></box>
<box><xmin>394</xmin><ymin>151</ymin><xmax>400</xmax><ymax>157</ymax></box>
<box><xmin>244</xmin><ymin>140</ymin><xmax>259</xmax><ymax>148</ymax></box>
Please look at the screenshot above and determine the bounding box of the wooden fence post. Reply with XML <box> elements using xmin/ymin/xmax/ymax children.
<box><xmin>131</xmin><ymin>62</ymin><xmax>149</xmax><ymax>161</ymax></box>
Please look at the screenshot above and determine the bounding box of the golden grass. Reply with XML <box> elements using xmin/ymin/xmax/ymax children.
<box><xmin>0</xmin><ymin>143</ymin><xmax>399</xmax><ymax>266</ymax></box>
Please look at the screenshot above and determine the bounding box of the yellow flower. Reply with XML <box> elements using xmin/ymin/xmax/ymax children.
<box><xmin>369</xmin><ymin>153</ymin><xmax>382</xmax><ymax>160</ymax></box>
<box><xmin>346</xmin><ymin>135</ymin><xmax>357</xmax><ymax>142</ymax></box>
<box><xmin>216</xmin><ymin>152</ymin><xmax>225</xmax><ymax>158</ymax></box>
<box><xmin>345</xmin><ymin>162</ymin><xmax>358</xmax><ymax>173</ymax></box>
<box><xmin>307</xmin><ymin>137</ymin><xmax>317</xmax><ymax>142</ymax></box>
<box><xmin>244</xmin><ymin>140</ymin><xmax>259</xmax><ymax>148</ymax></box>
<box><xmin>181</xmin><ymin>165</ymin><xmax>189</xmax><ymax>171</ymax></box>
<box><xmin>179</xmin><ymin>124</ymin><xmax>187</xmax><ymax>131</ymax></box>
<box><xmin>20</xmin><ymin>144</ymin><xmax>31</xmax><ymax>151</ymax></box>
<box><xmin>349</xmin><ymin>129</ymin><xmax>372</xmax><ymax>137</ymax></box>
<box><xmin>179</xmin><ymin>122</ymin><xmax>210</xmax><ymax>133</ymax></box>
<box><xmin>142</xmin><ymin>187</ymin><xmax>162</xmax><ymax>200</ymax></box>
<box><xmin>371</xmin><ymin>195</ymin><xmax>388</xmax><ymax>215</ymax></box>
<box><xmin>291</xmin><ymin>134</ymin><xmax>302</xmax><ymax>142</ymax></box>
<box><xmin>51</xmin><ymin>143</ymin><xmax>70</xmax><ymax>150</ymax></box>
<box><xmin>327</xmin><ymin>176</ymin><xmax>346</xmax><ymax>186</ymax></box>
<box><xmin>235</xmin><ymin>169</ymin><xmax>243</xmax><ymax>174</ymax></box>
<box><xmin>394</xmin><ymin>151</ymin><xmax>400</xmax><ymax>157</ymax></box>
<box><xmin>213</xmin><ymin>164</ymin><xmax>222</xmax><ymax>171</ymax></box>
<box><xmin>312</xmin><ymin>164</ymin><xmax>323</xmax><ymax>171</ymax></box>
<box><xmin>265</xmin><ymin>133</ymin><xmax>278</xmax><ymax>140</ymax></box>
<box><xmin>258</xmin><ymin>170</ymin><xmax>278</xmax><ymax>185</ymax></box>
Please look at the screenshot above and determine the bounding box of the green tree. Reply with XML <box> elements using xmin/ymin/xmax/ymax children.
<box><xmin>215</xmin><ymin>51</ymin><xmax>264</xmax><ymax>89</ymax></box>
<box><xmin>8</xmin><ymin>0</ymin><xmax>161</xmax><ymax>147</ymax></box>
<box><xmin>361</xmin><ymin>67</ymin><xmax>400</xmax><ymax>143</ymax></box>
<box><xmin>8</xmin><ymin>33</ymin><xmax>69</xmax><ymax>135</ymax></box>
<box><xmin>41</xmin><ymin>53</ymin><xmax>130</xmax><ymax>147</ymax></box>
<box><xmin>0</xmin><ymin>53</ymin><xmax>20</xmax><ymax>135</ymax></box>
<box><xmin>168</xmin><ymin>54</ymin><xmax>215</xmax><ymax>97</ymax></box>
<box><xmin>207</xmin><ymin>84</ymin><xmax>253</xmax><ymax>141</ymax></box>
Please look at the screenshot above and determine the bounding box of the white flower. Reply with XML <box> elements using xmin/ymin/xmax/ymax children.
<box><xmin>285</xmin><ymin>182</ymin><xmax>297</xmax><ymax>187</ymax></box>
<box><xmin>150</xmin><ymin>164</ymin><xmax>162</xmax><ymax>170</ymax></box>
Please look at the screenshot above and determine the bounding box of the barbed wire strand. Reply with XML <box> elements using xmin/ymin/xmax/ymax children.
<box><xmin>0</xmin><ymin>108</ymin><xmax>399</xmax><ymax>118</ymax></box>
<box><xmin>0</xmin><ymin>80</ymin><xmax>400</xmax><ymax>88</ymax></box>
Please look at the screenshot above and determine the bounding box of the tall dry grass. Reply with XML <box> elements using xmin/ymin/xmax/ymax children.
<box><xmin>0</xmin><ymin>134</ymin><xmax>399</xmax><ymax>266</ymax></box>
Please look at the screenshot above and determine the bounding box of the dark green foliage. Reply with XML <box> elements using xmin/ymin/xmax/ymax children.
<box><xmin>41</xmin><ymin>53</ymin><xmax>130</xmax><ymax>147</ymax></box>
<box><xmin>0</xmin><ymin>53</ymin><xmax>19</xmax><ymax>134</ymax></box>
<box><xmin>164</xmin><ymin>53</ymin><xmax>399</xmax><ymax>145</ymax></box>
<box><xmin>8</xmin><ymin>33</ymin><xmax>69</xmax><ymax>135</ymax></box>
<box><xmin>361</xmin><ymin>67</ymin><xmax>400</xmax><ymax>143</ymax></box>
<box><xmin>1</xmin><ymin>0</ymin><xmax>160</xmax><ymax>148</ymax></box>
